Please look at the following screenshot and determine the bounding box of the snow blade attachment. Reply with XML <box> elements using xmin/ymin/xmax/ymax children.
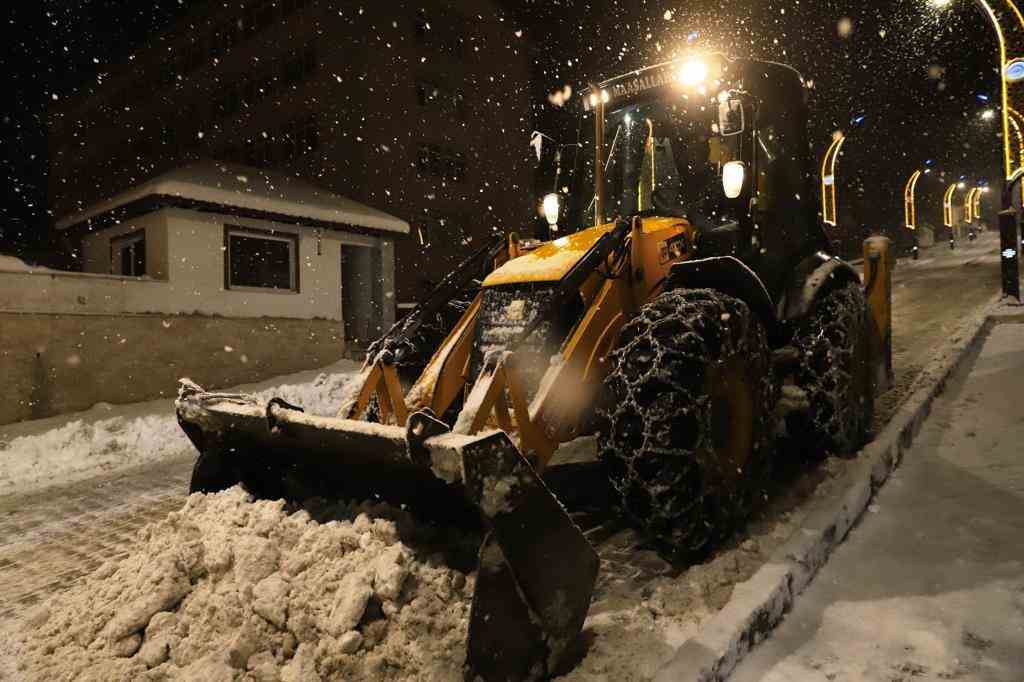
<box><xmin>175</xmin><ymin>381</ymin><xmax>598</xmax><ymax>682</ymax></box>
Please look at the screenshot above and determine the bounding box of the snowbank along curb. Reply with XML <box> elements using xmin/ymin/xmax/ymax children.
<box><xmin>653</xmin><ymin>293</ymin><xmax>1006</xmax><ymax>682</ymax></box>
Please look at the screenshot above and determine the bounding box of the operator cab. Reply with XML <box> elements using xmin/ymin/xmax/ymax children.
<box><xmin>563</xmin><ymin>54</ymin><xmax>829</xmax><ymax>301</ymax></box>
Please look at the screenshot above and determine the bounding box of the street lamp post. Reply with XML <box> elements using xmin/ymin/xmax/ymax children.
<box><xmin>969</xmin><ymin>0</ymin><xmax>1023</xmax><ymax>299</ymax></box>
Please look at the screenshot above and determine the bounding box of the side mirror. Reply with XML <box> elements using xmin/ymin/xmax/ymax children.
<box><xmin>718</xmin><ymin>97</ymin><xmax>745</xmax><ymax>137</ymax></box>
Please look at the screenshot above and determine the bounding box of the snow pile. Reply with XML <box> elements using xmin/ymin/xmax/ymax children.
<box><xmin>0</xmin><ymin>255</ymin><xmax>55</xmax><ymax>273</ymax></box>
<box><xmin>0</xmin><ymin>363</ymin><xmax>360</xmax><ymax>493</ymax></box>
<box><xmin>0</xmin><ymin>254</ymin><xmax>32</xmax><ymax>272</ymax></box>
<box><xmin>10</xmin><ymin>488</ymin><xmax>474</xmax><ymax>682</ymax></box>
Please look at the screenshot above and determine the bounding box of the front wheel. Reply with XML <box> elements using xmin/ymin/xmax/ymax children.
<box><xmin>597</xmin><ymin>289</ymin><xmax>778</xmax><ymax>558</ymax></box>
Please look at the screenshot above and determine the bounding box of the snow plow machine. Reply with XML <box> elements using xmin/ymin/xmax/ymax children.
<box><xmin>177</xmin><ymin>54</ymin><xmax>890</xmax><ymax>682</ymax></box>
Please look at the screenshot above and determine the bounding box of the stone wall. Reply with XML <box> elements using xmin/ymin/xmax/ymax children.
<box><xmin>0</xmin><ymin>312</ymin><xmax>345</xmax><ymax>425</ymax></box>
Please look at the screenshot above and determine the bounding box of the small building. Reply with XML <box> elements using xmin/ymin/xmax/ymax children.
<box><xmin>0</xmin><ymin>162</ymin><xmax>407</xmax><ymax>424</ymax></box>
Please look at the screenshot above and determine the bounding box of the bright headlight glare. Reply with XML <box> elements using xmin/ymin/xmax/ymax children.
<box><xmin>542</xmin><ymin>193</ymin><xmax>561</xmax><ymax>226</ymax></box>
<box><xmin>722</xmin><ymin>161</ymin><xmax>746</xmax><ymax>199</ymax></box>
<box><xmin>678</xmin><ymin>59</ymin><xmax>709</xmax><ymax>87</ymax></box>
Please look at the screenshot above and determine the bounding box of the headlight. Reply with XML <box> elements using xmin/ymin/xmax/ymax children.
<box><xmin>722</xmin><ymin>161</ymin><xmax>746</xmax><ymax>199</ymax></box>
<box><xmin>542</xmin><ymin>193</ymin><xmax>561</xmax><ymax>228</ymax></box>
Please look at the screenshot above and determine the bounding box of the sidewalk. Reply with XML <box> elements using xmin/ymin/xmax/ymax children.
<box><xmin>731</xmin><ymin>321</ymin><xmax>1024</xmax><ymax>681</ymax></box>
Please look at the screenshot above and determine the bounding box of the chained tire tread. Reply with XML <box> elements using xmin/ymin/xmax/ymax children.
<box><xmin>597</xmin><ymin>288</ymin><xmax>776</xmax><ymax>558</ymax></box>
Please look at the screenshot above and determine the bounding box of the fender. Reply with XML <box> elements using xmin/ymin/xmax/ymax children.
<box><xmin>776</xmin><ymin>252</ymin><xmax>860</xmax><ymax>323</ymax></box>
<box><xmin>665</xmin><ymin>256</ymin><xmax>781</xmax><ymax>341</ymax></box>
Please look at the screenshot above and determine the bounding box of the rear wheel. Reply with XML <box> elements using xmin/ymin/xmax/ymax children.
<box><xmin>597</xmin><ymin>289</ymin><xmax>777</xmax><ymax>558</ymax></box>
<box><xmin>787</xmin><ymin>281</ymin><xmax>873</xmax><ymax>457</ymax></box>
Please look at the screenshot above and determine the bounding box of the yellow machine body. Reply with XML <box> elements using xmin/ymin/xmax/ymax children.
<box><xmin>341</xmin><ymin>217</ymin><xmax>699</xmax><ymax>468</ymax></box>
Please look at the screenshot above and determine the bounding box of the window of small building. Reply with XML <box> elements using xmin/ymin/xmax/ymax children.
<box><xmin>111</xmin><ymin>230</ymin><xmax>146</xmax><ymax>277</ymax></box>
<box><xmin>225</xmin><ymin>227</ymin><xmax>299</xmax><ymax>292</ymax></box>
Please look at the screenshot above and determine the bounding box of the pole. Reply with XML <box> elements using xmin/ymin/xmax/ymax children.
<box><xmin>1001</xmin><ymin>181</ymin><xmax>1022</xmax><ymax>299</ymax></box>
<box><xmin>593</xmin><ymin>91</ymin><xmax>606</xmax><ymax>227</ymax></box>
<box><xmin>970</xmin><ymin>0</ymin><xmax>1023</xmax><ymax>299</ymax></box>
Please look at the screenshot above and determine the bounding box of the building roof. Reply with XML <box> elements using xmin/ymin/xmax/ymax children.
<box><xmin>55</xmin><ymin>162</ymin><xmax>410</xmax><ymax>234</ymax></box>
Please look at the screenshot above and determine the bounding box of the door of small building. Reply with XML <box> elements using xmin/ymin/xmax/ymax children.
<box><xmin>341</xmin><ymin>244</ymin><xmax>382</xmax><ymax>351</ymax></box>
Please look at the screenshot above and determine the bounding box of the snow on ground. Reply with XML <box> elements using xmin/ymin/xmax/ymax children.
<box><xmin>0</xmin><ymin>235</ymin><xmax>1008</xmax><ymax>681</ymax></box>
<box><xmin>0</xmin><ymin>359</ymin><xmax>362</xmax><ymax>495</ymax></box>
<box><xmin>7</xmin><ymin>487</ymin><xmax>474</xmax><ymax>682</ymax></box>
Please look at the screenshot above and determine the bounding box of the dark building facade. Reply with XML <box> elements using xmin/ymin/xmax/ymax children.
<box><xmin>48</xmin><ymin>0</ymin><xmax>535</xmax><ymax>308</ymax></box>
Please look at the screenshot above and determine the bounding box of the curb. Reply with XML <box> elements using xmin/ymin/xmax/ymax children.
<box><xmin>653</xmin><ymin>292</ymin><xmax>1005</xmax><ymax>682</ymax></box>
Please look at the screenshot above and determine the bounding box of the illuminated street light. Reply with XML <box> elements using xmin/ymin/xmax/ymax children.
<box><xmin>943</xmin><ymin>182</ymin><xmax>960</xmax><ymax>228</ymax></box>
<box><xmin>965</xmin><ymin>187</ymin><xmax>982</xmax><ymax>223</ymax></box>
<box><xmin>821</xmin><ymin>133</ymin><xmax>846</xmax><ymax>226</ymax></box>
<box><xmin>966</xmin><ymin>0</ymin><xmax>1024</xmax><ymax>299</ymax></box>
<box><xmin>981</xmin><ymin>108</ymin><xmax>997</xmax><ymax>120</ymax></box>
<box><xmin>905</xmin><ymin>169</ymin><xmax>923</xmax><ymax>230</ymax></box>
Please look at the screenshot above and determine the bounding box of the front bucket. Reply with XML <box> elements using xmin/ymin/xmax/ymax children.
<box><xmin>175</xmin><ymin>380</ymin><xmax>599</xmax><ymax>681</ymax></box>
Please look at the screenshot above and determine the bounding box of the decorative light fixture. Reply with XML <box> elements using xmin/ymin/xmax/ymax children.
<box><xmin>905</xmin><ymin>169</ymin><xmax>923</xmax><ymax>230</ymax></box>
<box><xmin>821</xmin><ymin>133</ymin><xmax>846</xmax><ymax>226</ymax></box>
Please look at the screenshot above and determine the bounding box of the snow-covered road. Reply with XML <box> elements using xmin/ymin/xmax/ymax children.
<box><xmin>0</xmin><ymin>232</ymin><xmax>1008</xmax><ymax>675</ymax></box>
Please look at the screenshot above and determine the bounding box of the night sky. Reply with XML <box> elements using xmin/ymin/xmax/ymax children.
<box><xmin>2</xmin><ymin>0</ymin><xmax>1005</xmax><ymax>260</ymax></box>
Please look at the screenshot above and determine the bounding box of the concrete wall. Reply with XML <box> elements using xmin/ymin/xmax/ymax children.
<box><xmin>0</xmin><ymin>312</ymin><xmax>345</xmax><ymax>425</ymax></box>
<box><xmin>0</xmin><ymin>206</ymin><xmax>407</xmax><ymax>424</ymax></box>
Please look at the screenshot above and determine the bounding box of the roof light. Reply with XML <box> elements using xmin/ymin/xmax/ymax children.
<box><xmin>677</xmin><ymin>59</ymin><xmax>709</xmax><ymax>87</ymax></box>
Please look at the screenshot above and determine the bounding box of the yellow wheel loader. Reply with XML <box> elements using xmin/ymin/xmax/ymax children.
<box><xmin>176</xmin><ymin>53</ymin><xmax>888</xmax><ymax>681</ymax></box>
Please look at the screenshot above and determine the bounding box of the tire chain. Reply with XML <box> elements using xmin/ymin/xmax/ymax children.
<box><xmin>597</xmin><ymin>289</ymin><xmax>776</xmax><ymax>558</ymax></box>
<box><xmin>789</xmin><ymin>282</ymin><xmax>868</xmax><ymax>456</ymax></box>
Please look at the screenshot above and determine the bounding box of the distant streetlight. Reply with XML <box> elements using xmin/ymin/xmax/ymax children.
<box><xmin>943</xmin><ymin>182</ymin><xmax>960</xmax><ymax>227</ymax></box>
<box><xmin>906</xmin><ymin>169</ymin><xmax>924</xmax><ymax>259</ymax></box>
<box><xmin>905</xmin><ymin>170</ymin><xmax>923</xmax><ymax>230</ymax></box>
<box><xmin>981</xmin><ymin>108</ymin><xmax>997</xmax><ymax>120</ymax></box>
<box><xmin>821</xmin><ymin>133</ymin><xmax>846</xmax><ymax>226</ymax></box>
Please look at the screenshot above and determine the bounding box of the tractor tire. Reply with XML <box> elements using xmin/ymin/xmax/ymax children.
<box><xmin>788</xmin><ymin>281</ymin><xmax>873</xmax><ymax>457</ymax></box>
<box><xmin>597</xmin><ymin>289</ymin><xmax>777</xmax><ymax>558</ymax></box>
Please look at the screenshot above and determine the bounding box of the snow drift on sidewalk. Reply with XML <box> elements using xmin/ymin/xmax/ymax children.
<box><xmin>0</xmin><ymin>362</ymin><xmax>361</xmax><ymax>494</ymax></box>
<box><xmin>10</xmin><ymin>487</ymin><xmax>475</xmax><ymax>681</ymax></box>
